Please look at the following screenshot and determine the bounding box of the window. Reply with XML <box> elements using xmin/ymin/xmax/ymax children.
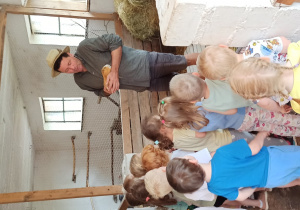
<box><xmin>39</xmin><ymin>97</ymin><xmax>84</xmax><ymax>131</ymax></box>
<box><xmin>24</xmin><ymin>0</ymin><xmax>89</xmax><ymax>45</ymax></box>
<box><xmin>29</xmin><ymin>16</ymin><xmax>86</xmax><ymax>37</ymax></box>
<box><xmin>25</xmin><ymin>15</ymin><xmax>87</xmax><ymax>46</ymax></box>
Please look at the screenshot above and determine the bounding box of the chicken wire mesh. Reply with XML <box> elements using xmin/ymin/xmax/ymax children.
<box><xmin>1</xmin><ymin>14</ymin><xmax>124</xmax><ymax>210</ymax></box>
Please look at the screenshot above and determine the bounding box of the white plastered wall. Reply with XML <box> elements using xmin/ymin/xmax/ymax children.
<box><xmin>156</xmin><ymin>0</ymin><xmax>300</xmax><ymax>46</ymax></box>
<box><xmin>0</xmin><ymin>0</ymin><xmax>124</xmax><ymax>209</ymax></box>
<box><xmin>0</xmin><ymin>31</ymin><xmax>34</xmax><ymax>210</ymax></box>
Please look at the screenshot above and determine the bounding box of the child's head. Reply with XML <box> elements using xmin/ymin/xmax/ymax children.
<box><xmin>158</xmin><ymin>97</ymin><xmax>209</xmax><ymax>130</ymax></box>
<box><xmin>130</xmin><ymin>154</ymin><xmax>146</xmax><ymax>177</ymax></box>
<box><xmin>166</xmin><ymin>158</ymin><xmax>205</xmax><ymax>193</ymax></box>
<box><xmin>170</xmin><ymin>73</ymin><xmax>206</xmax><ymax>102</ymax></box>
<box><xmin>141</xmin><ymin>145</ymin><xmax>170</xmax><ymax>171</ymax></box>
<box><xmin>125</xmin><ymin>176</ymin><xmax>177</xmax><ymax>207</ymax></box>
<box><xmin>228</xmin><ymin>57</ymin><xmax>289</xmax><ymax>99</ymax></box>
<box><xmin>127</xmin><ymin>177</ymin><xmax>149</xmax><ymax>202</ymax></box>
<box><xmin>141</xmin><ymin>114</ymin><xmax>174</xmax><ymax>150</ymax></box>
<box><xmin>197</xmin><ymin>46</ymin><xmax>238</xmax><ymax>80</ymax></box>
<box><xmin>125</xmin><ymin>193</ymin><xmax>144</xmax><ymax>206</ymax></box>
<box><xmin>145</xmin><ymin>167</ymin><xmax>173</xmax><ymax>199</ymax></box>
<box><xmin>141</xmin><ymin>114</ymin><xmax>161</xmax><ymax>141</ymax></box>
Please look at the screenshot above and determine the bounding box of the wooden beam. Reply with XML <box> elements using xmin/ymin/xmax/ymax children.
<box><xmin>118</xmin><ymin>196</ymin><xmax>129</xmax><ymax>210</ymax></box>
<box><xmin>273</xmin><ymin>0</ymin><xmax>300</xmax><ymax>5</ymax></box>
<box><xmin>0</xmin><ymin>185</ymin><xmax>123</xmax><ymax>204</ymax></box>
<box><xmin>0</xmin><ymin>7</ymin><xmax>7</xmax><ymax>91</ymax></box>
<box><xmin>25</xmin><ymin>0</ymin><xmax>87</xmax><ymax>11</ymax></box>
<box><xmin>2</xmin><ymin>5</ymin><xmax>115</xmax><ymax>20</ymax></box>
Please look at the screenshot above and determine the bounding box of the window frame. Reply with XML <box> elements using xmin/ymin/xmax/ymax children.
<box><xmin>25</xmin><ymin>0</ymin><xmax>89</xmax><ymax>12</ymax></box>
<box><xmin>39</xmin><ymin>97</ymin><xmax>84</xmax><ymax>131</ymax></box>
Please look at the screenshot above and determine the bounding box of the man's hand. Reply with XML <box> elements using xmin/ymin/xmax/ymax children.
<box><xmin>106</xmin><ymin>71</ymin><xmax>120</xmax><ymax>94</ymax></box>
<box><xmin>103</xmin><ymin>86</ymin><xmax>114</xmax><ymax>96</ymax></box>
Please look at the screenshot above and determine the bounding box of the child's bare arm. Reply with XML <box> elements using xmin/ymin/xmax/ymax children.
<box><xmin>236</xmin><ymin>187</ymin><xmax>256</xmax><ymax>201</ymax></box>
<box><xmin>279</xmin><ymin>36</ymin><xmax>291</xmax><ymax>53</ymax></box>
<box><xmin>203</xmin><ymin>107</ymin><xmax>238</xmax><ymax>115</ymax></box>
<box><xmin>195</xmin><ymin>131</ymin><xmax>207</xmax><ymax>138</ymax></box>
<box><xmin>248</xmin><ymin>131</ymin><xmax>269</xmax><ymax>155</ymax></box>
<box><xmin>257</xmin><ymin>98</ymin><xmax>290</xmax><ymax>114</ymax></box>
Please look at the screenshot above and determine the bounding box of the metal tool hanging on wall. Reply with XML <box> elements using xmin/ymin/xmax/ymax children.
<box><xmin>71</xmin><ymin>136</ymin><xmax>76</xmax><ymax>183</ymax></box>
<box><xmin>86</xmin><ymin>131</ymin><xmax>92</xmax><ymax>187</ymax></box>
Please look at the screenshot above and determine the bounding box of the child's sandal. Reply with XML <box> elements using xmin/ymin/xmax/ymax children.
<box><xmin>258</xmin><ymin>191</ymin><xmax>269</xmax><ymax>210</ymax></box>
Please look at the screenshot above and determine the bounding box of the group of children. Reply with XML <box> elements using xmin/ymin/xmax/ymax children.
<box><xmin>123</xmin><ymin>36</ymin><xmax>300</xmax><ymax>210</ymax></box>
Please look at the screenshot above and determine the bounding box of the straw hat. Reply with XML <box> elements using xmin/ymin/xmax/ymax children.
<box><xmin>46</xmin><ymin>46</ymin><xmax>70</xmax><ymax>77</ymax></box>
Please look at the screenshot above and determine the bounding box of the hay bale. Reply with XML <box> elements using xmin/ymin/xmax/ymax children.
<box><xmin>114</xmin><ymin>0</ymin><xmax>159</xmax><ymax>40</ymax></box>
<box><xmin>128</xmin><ymin>0</ymin><xmax>149</xmax><ymax>7</ymax></box>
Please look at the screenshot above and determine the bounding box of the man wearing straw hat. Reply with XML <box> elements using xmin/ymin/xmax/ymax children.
<box><xmin>46</xmin><ymin>33</ymin><xmax>198</xmax><ymax>97</ymax></box>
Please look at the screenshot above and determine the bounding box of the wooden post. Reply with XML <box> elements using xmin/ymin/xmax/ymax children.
<box><xmin>2</xmin><ymin>4</ymin><xmax>115</xmax><ymax>20</ymax></box>
<box><xmin>118</xmin><ymin>197</ymin><xmax>130</xmax><ymax>210</ymax></box>
<box><xmin>0</xmin><ymin>185</ymin><xmax>123</xmax><ymax>204</ymax></box>
<box><xmin>0</xmin><ymin>7</ymin><xmax>7</xmax><ymax>91</ymax></box>
<box><xmin>272</xmin><ymin>0</ymin><xmax>300</xmax><ymax>5</ymax></box>
<box><xmin>114</xmin><ymin>13</ymin><xmax>123</xmax><ymax>38</ymax></box>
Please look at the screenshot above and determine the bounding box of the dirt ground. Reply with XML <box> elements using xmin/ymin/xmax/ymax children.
<box><xmin>248</xmin><ymin>137</ymin><xmax>300</xmax><ymax>210</ymax></box>
<box><xmin>247</xmin><ymin>187</ymin><xmax>300</xmax><ymax>210</ymax></box>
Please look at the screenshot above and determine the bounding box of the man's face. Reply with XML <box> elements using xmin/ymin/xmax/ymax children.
<box><xmin>58</xmin><ymin>53</ymin><xmax>83</xmax><ymax>74</ymax></box>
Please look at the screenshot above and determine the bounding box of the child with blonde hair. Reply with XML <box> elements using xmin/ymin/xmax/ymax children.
<box><xmin>158</xmin><ymin>96</ymin><xmax>300</xmax><ymax>137</ymax></box>
<box><xmin>228</xmin><ymin>41</ymin><xmax>300</xmax><ymax>114</ymax></box>
<box><xmin>179</xmin><ymin>37</ymin><xmax>291</xmax><ymax>114</ymax></box>
<box><xmin>197</xmin><ymin>46</ymin><xmax>238</xmax><ymax>80</ymax></box>
<box><xmin>197</xmin><ymin>37</ymin><xmax>291</xmax><ymax>80</ymax></box>
<box><xmin>129</xmin><ymin>154</ymin><xmax>146</xmax><ymax>177</ymax></box>
<box><xmin>166</xmin><ymin>131</ymin><xmax>300</xmax><ymax>203</ymax></box>
<box><xmin>141</xmin><ymin>145</ymin><xmax>169</xmax><ymax>171</ymax></box>
<box><xmin>169</xmin><ymin>73</ymin><xmax>206</xmax><ymax>102</ymax></box>
<box><xmin>169</xmin><ymin>72</ymin><xmax>289</xmax><ymax>115</ymax></box>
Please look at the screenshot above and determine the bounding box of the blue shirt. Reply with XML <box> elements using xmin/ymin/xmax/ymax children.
<box><xmin>208</xmin><ymin>140</ymin><xmax>269</xmax><ymax>200</ymax></box>
<box><xmin>194</xmin><ymin>102</ymin><xmax>245</xmax><ymax>132</ymax></box>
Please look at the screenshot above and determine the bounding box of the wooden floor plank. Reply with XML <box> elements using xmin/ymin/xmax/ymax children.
<box><xmin>120</xmin><ymin>90</ymin><xmax>132</xmax><ymax>154</ymax></box>
<box><xmin>150</xmin><ymin>92</ymin><xmax>159</xmax><ymax>115</ymax></box>
<box><xmin>158</xmin><ymin>91</ymin><xmax>168</xmax><ymax>101</ymax></box>
<box><xmin>138</xmin><ymin>91</ymin><xmax>152</xmax><ymax>146</ymax></box>
<box><xmin>128</xmin><ymin>90</ymin><xmax>143</xmax><ymax>153</ymax></box>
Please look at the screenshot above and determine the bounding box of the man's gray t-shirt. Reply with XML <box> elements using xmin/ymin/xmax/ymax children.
<box><xmin>73</xmin><ymin>34</ymin><xmax>150</xmax><ymax>96</ymax></box>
